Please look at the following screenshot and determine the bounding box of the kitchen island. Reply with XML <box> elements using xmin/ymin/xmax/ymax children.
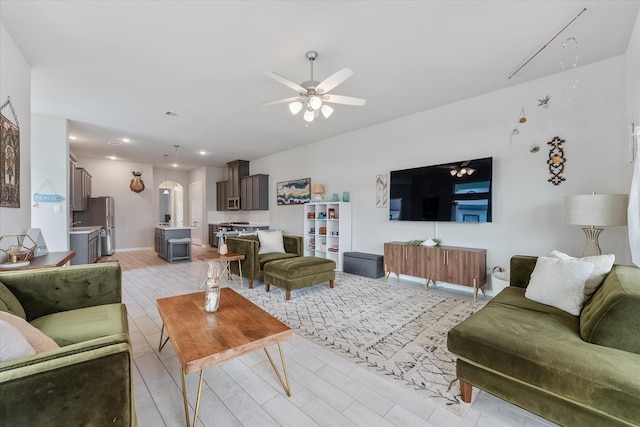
<box><xmin>154</xmin><ymin>226</ymin><xmax>192</xmax><ymax>261</ymax></box>
<box><xmin>208</xmin><ymin>223</ymin><xmax>269</xmax><ymax>248</ymax></box>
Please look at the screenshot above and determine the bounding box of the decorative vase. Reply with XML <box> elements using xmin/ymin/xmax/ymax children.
<box><xmin>219</xmin><ymin>243</ymin><xmax>228</xmax><ymax>255</ymax></box>
<box><xmin>342</xmin><ymin>192</ymin><xmax>350</xmax><ymax>202</ymax></box>
<box><xmin>331</xmin><ymin>193</ymin><xmax>339</xmax><ymax>202</ymax></box>
<box><xmin>202</xmin><ymin>261</ymin><xmax>222</xmax><ymax>313</ymax></box>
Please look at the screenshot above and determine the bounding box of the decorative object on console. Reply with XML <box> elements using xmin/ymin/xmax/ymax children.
<box><xmin>407</xmin><ymin>239</ymin><xmax>424</xmax><ymax>246</ymax></box>
<box><xmin>129</xmin><ymin>170</ymin><xmax>145</xmax><ymax>193</ymax></box>
<box><xmin>342</xmin><ymin>191</ymin><xmax>350</xmax><ymax>202</ymax></box>
<box><xmin>0</xmin><ymin>234</ymin><xmax>36</xmax><ymax>264</ymax></box>
<box><xmin>421</xmin><ymin>238</ymin><xmax>442</xmax><ymax>247</ymax></box>
<box><xmin>312</xmin><ymin>183</ymin><xmax>325</xmax><ymax>201</ymax></box>
<box><xmin>330</xmin><ymin>193</ymin><xmax>339</xmax><ymax>202</ymax></box>
<box><xmin>376</xmin><ymin>174</ymin><xmax>388</xmax><ymax>208</ymax></box>
<box><xmin>546</xmin><ymin>136</ymin><xmax>566</xmax><ymax>185</ymax></box>
<box><xmin>276</xmin><ymin>177</ymin><xmax>311</xmax><ymax>205</ymax></box>
<box><xmin>1</xmin><ymin>96</ymin><xmax>20</xmax><ymax>209</ymax></box>
<box><xmin>564</xmin><ymin>193</ymin><xmax>629</xmax><ymax>256</ymax></box>
<box><xmin>263</xmin><ymin>50</ymin><xmax>366</xmax><ymax>123</ymax></box>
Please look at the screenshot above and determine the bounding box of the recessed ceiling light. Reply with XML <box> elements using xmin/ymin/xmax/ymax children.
<box><xmin>172</xmin><ymin>163</ymin><xmax>178</xmax><ymax>168</ymax></box>
<box><xmin>121</xmin><ymin>137</ymin><xmax>130</xmax><ymax>143</ymax></box>
<box><xmin>69</xmin><ymin>136</ymin><xmax>78</xmax><ymax>140</ymax></box>
<box><xmin>199</xmin><ymin>151</ymin><xmax>207</xmax><ymax>155</ymax></box>
<box><xmin>108</xmin><ymin>156</ymin><xmax>117</xmax><ymax>160</ymax></box>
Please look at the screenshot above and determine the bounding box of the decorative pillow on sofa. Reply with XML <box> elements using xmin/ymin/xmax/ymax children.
<box><xmin>0</xmin><ymin>281</ymin><xmax>27</xmax><ymax>320</ymax></box>
<box><xmin>525</xmin><ymin>257</ymin><xmax>595</xmax><ymax>316</ymax></box>
<box><xmin>0</xmin><ymin>311</ymin><xmax>59</xmax><ymax>353</ymax></box>
<box><xmin>0</xmin><ymin>319</ymin><xmax>36</xmax><ymax>362</ymax></box>
<box><xmin>258</xmin><ymin>230</ymin><xmax>285</xmax><ymax>254</ymax></box>
<box><xmin>548</xmin><ymin>250</ymin><xmax>615</xmax><ymax>300</ymax></box>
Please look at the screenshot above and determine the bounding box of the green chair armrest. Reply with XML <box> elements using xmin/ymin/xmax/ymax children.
<box><xmin>227</xmin><ymin>237</ymin><xmax>259</xmax><ymax>278</ymax></box>
<box><xmin>284</xmin><ymin>235</ymin><xmax>303</xmax><ymax>256</ymax></box>
<box><xmin>0</xmin><ymin>262</ymin><xmax>122</xmax><ymax>321</ymax></box>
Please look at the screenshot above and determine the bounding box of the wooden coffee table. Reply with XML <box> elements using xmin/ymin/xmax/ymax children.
<box><xmin>156</xmin><ymin>289</ymin><xmax>292</xmax><ymax>427</ymax></box>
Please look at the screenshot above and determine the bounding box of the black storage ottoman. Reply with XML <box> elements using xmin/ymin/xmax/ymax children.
<box><xmin>343</xmin><ymin>252</ymin><xmax>384</xmax><ymax>278</ymax></box>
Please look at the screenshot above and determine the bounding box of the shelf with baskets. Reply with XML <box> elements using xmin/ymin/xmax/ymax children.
<box><xmin>303</xmin><ymin>202</ymin><xmax>351</xmax><ymax>271</ymax></box>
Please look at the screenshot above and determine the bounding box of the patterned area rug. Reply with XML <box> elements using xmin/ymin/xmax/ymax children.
<box><xmin>236</xmin><ymin>272</ymin><xmax>485</xmax><ymax>416</ymax></box>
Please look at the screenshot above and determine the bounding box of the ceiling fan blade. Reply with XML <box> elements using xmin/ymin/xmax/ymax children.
<box><xmin>315</xmin><ymin>68</ymin><xmax>353</xmax><ymax>94</ymax></box>
<box><xmin>322</xmin><ymin>94</ymin><xmax>367</xmax><ymax>106</ymax></box>
<box><xmin>265</xmin><ymin>71</ymin><xmax>307</xmax><ymax>94</ymax></box>
<box><xmin>262</xmin><ymin>96</ymin><xmax>305</xmax><ymax>106</ymax></box>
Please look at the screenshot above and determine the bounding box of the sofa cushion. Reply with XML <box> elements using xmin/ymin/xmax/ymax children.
<box><xmin>0</xmin><ymin>319</ymin><xmax>36</xmax><ymax>362</ymax></box>
<box><xmin>258</xmin><ymin>252</ymin><xmax>298</xmax><ymax>270</ymax></box>
<box><xmin>30</xmin><ymin>303</ymin><xmax>128</xmax><ymax>346</ymax></box>
<box><xmin>580</xmin><ymin>265</ymin><xmax>640</xmax><ymax>354</ymax></box>
<box><xmin>525</xmin><ymin>257</ymin><xmax>594</xmax><ymax>315</ymax></box>
<box><xmin>548</xmin><ymin>250</ymin><xmax>615</xmax><ymax>300</ymax></box>
<box><xmin>258</xmin><ymin>230</ymin><xmax>285</xmax><ymax>254</ymax></box>
<box><xmin>0</xmin><ymin>311</ymin><xmax>59</xmax><ymax>353</ymax></box>
<box><xmin>448</xmin><ymin>286</ymin><xmax>640</xmax><ymax>423</ymax></box>
<box><xmin>0</xmin><ymin>281</ymin><xmax>26</xmax><ymax>320</ymax></box>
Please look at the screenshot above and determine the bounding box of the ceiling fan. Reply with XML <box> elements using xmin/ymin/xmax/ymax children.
<box><xmin>439</xmin><ymin>160</ymin><xmax>476</xmax><ymax>177</ymax></box>
<box><xmin>263</xmin><ymin>50</ymin><xmax>366</xmax><ymax>123</ymax></box>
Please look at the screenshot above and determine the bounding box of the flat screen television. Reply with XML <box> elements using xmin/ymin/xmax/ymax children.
<box><xmin>389</xmin><ymin>157</ymin><xmax>492</xmax><ymax>222</ymax></box>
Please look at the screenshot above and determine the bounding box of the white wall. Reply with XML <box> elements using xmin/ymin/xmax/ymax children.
<box><xmin>0</xmin><ymin>24</ymin><xmax>31</xmax><ymax>252</ymax></box>
<box><xmin>251</xmin><ymin>56</ymin><xmax>632</xmax><ymax>283</ymax></box>
<box><xmin>78</xmin><ymin>158</ymin><xmax>154</xmax><ymax>250</ymax></box>
<box><xmin>31</xmin><ymin>114</ymin><xmax>69</xmax><ymax>251</ymax></box>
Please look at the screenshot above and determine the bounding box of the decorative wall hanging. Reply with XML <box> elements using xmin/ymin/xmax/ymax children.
<box><xmin>0</xmin><ymin>97</ymin><xmax>20</xmax><ymax>208</ymax></box>
<box><xmin>276</xmin><ymin>177</ymin><xmax>311</xmax><ymax>205</ymax></box>
<box><xmin>537</xmin><ymin>94</ymin><xmax>551</xmax><ymax>109</ymax></box>
<box><xmin>33</xmin><ymin>180</ymin><xmax>64</xmax><ymax>203</ymax></box>
<box><xmin>130</xmin><ymin>170</ymin><xmax>145</xmax><ymax>193</ymax></box>
<box><xmin>376</xmin><ymin>174</ymin><xmax>387</xmax><ymax>208</ymax></box>
<box><xmin>518</xmin><ymin>108</ymin><xmax>527</xmax><ymax>123</ymax></box>
<box><xmin>546</xmin><ymin>136</ymin><xmax>566</xmax><ymax>185</ymax></box>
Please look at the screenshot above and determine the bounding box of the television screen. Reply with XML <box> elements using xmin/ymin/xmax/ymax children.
<box><xmin>389</xmin><ymin>157</ymin><xmax>492</xmax><ymax>222</ymax></box>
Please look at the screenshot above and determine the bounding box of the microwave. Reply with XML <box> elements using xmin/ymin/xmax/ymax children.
<box><xmin>227</xmin><ymin>197</ymin><xmax>240</xmax><ymax>210</ymax></box>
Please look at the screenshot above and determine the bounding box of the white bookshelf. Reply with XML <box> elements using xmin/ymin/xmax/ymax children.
<box><xmin>303</xmin><ymin>202</ymin><xmax>352</xmax><ymax>271</ymax></box>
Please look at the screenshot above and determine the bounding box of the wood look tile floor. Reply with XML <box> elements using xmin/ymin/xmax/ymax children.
<box><xmin>112</xmin><ymin>246</ymin><xmax>558</xmax><ymax>427</ymax></box>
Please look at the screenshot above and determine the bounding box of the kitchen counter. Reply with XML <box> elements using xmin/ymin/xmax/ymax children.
<box><xmin>156</xmin><ymin>226</ymin><xmax>194</xmax><ymax>230</ymax></box>
<box><xmin>69</xmin><ymin>225</ymin><xmax>102</xmax><ymax>234</ymax></box>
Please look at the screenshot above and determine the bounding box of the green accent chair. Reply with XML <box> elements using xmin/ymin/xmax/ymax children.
<box><xmin>0</xmin><ymin>262</ymin><xmax>136</xmax><ymax>426</ymax></box>
<box><xmin>226</xmin><ymin>235</ymin><xmax>303</xmax><ymax>288</ymax></box>
<box><xmin>447</xmin><ymin>255</ymin><xmax>640</xmax><ymax>427</ymax></box>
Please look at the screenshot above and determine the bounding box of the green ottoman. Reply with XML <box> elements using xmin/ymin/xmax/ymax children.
<box><xmin>264</xmin><ymin>256</ymin><xmax>336</xmax><ymax>300</ymax></box>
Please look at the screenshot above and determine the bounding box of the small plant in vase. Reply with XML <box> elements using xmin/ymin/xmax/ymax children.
<box><xmin>432</xmin><ymin>238</ymin><xmax>442</xmax><ymax>246</ymax></box>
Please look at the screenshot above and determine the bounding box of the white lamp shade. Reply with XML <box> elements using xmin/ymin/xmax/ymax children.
<box><xmin>564</xmin><ymin>194</ymin><xmax>629</xmax><ymax>226</ymax></box>
<box><xmin>320</xmin><ymin>104</ymin><xmax>334</xmax><ymax>119</ymax></box>
<box><xmin>289</xmin><ymin>102</ymin><xmax>303</xmax><ymax>115</ymax></box>
<box><xmin>312</xmin><ymin>184</ymin><xmax>325</xmax><ymax>194</ymax></box>
<box><xmin>303</xmin><ymin>109</ymin><xmax>315</xmax><ymax>122</ymax></box>
<box><xmin>309</xmin><ymin>96</ymin><xmax>322</xmax><ymax>110</ymax></box>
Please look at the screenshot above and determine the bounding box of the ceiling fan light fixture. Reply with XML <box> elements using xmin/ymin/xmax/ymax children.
<box><xmin>467</xmin><ymin>168</ymin><xmax>476</xmax><ymax>175</ymax></box>
<box><xmin>304</xmin><ymin>108</ymin><xmax>315</xmax><ymax>122</ymax></box>
<box><xmin>450</xmin><ymin>169</ymin><xmax>457</xmax><ymax>176</ymax></box>
<box><xmin>321</xmin><ymin>104</ymin><xmax>334</xmax><ymax>119</ymax></box>
<box><xmin>309</xmin><ymin>95</ymin><xmax>322</xmax><ymax>110</ymax></box>
<box><xmin>289</xmin><ymin>101</ymin><xmax>303</xmax><ymax>115</ymax></box>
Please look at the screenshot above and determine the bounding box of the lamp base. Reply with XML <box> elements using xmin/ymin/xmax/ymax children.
<box><xmin>581</xmin><ymin>227</ymin><xmax>603</xmax><ymax>257</ymax></box>
<box><xmin>314</xmin><ymin>194</ymin><xmax>324</xmax><ymax>201</ymax></box>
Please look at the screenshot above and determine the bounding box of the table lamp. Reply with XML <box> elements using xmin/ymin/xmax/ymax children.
<box><xmin>564</xmin><ymin>193</ymin><xmax>628</xmax><ymax>256</ymax></box>
<box><xmin>312</xmin><ymin>184</ymin><xmax>325</xmax><ymax>201</ymax></box>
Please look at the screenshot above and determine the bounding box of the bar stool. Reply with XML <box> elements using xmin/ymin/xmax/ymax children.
<box><xmin>167</xmin><ymin>238</ymin><xmax>192</xmax><ymax>262</ymax></box>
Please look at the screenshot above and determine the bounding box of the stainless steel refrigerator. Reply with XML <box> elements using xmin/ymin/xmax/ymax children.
<box><xmin>73</xmin><ymin>196</ymin><xmax>116</xmax><ymax>255</ymax></box>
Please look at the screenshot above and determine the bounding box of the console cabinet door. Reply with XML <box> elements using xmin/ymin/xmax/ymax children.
<box><xmin>384</xmin><ymin>242</ymin><xmax>404</xmax><ymax>277</ymax></box>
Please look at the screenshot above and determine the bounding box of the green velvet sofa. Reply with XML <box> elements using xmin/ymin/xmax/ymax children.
<box><xmin>226</xmin><ymin>235</ymin><xmax>303</xmax><ymax>288</ymax></box>
<box><xmin>0</xmin><ymin>262</ymin><xmax>136</xmax><ymax>426</ymax></box>
<box><xmin>447</xmin><ymin>255</ymin><xmax>640</xmax><ymax>427</ymax></box>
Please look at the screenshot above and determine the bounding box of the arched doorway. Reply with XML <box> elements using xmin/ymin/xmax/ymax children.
<box><xmin>159</xmin><ymin>181</ymin><xmax>184</xmax><ymax>227</ymax></box>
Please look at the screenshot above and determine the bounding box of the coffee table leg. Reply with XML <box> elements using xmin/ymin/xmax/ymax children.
<box><xmin>180</xmin><ymin>366</ymin><xmax>205</xmax><ymax>427</ymax></box>
<box><xmin>158</xmin><ymin>324</ymin><xmax>170</xmax><ymax>352</ymax></box>
<box><xmin>263</xmin><ymin>343</ymin><xmax>292</xmax><ymax>397</ymax></box>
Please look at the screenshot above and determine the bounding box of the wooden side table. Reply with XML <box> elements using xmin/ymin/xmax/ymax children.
<box><xmin>0</xmin><ymin>251</ymin><xmax>76</xmax><ymax>271</ymax></box>
<box><xmin>196</xmin><ymin>251</ymin><xmax>245</xmax><ymax>287</ymax></box>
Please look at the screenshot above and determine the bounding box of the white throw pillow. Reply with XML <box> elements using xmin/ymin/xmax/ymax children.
<box><xmin>0</xmin><ymin>319</ymin><xmax>36</xmax><ymax>362</ymax></box>
<box><xmin>548</xmin><ymin>250</ymin><xmax>615</xmax><ymax>299</ymax></box>
<box><xmin>525</xmin><ymin>257</ymin><xmax>595</xmax><ymax>316</ymax></box>
<box><xmin>0</xmin><ymin>311</ymin><xmax>59</xmax><ymax>353</ymax></box>
<box><xmin>257</xmin><ymin>230</ymin><xmax>285</xmax><ymax>254</ymax></box>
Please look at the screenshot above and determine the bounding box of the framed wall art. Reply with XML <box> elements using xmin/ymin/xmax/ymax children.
<box><xmin>376</xmin><ymin>174</ymin><xmax>387</xmax><ymax>208</ymax></box>
<box><xmin>276</xmin><ymin>177</ymin><xmax>311</xmax><ymax>205</ymax></box>
<box><xmin>1</xmin><ymin>99</ymin><xmax>20</xmax><ymax>208</ymax></box>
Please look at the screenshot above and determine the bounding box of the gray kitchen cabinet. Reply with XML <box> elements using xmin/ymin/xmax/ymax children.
<box><xmin>227</xmin><ymin>160</ymin><xmax>249</xmax><ymax>200</ymax></box>
<box><xmin>216</xmin><ymin>181</ymin><xmax>228</xmax><ymax>211</ymax></box>
<box><xmin>70</xmin><ymin>228</ymin><xmax>101</xmax><ymax>265</ymax></box>
<box><xmin>72</xmin><ymin>167</ymin><xmax>92</xmax><ymax>211</ymax></box>
<box><xmin>240</xmin><ymin>174</ymin><xmax>269</xmax><ymax>210</ymax></box>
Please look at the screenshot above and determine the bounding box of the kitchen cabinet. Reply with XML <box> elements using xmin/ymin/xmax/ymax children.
<box><xmin>208</xmin><ymin>224</ymin><xmax>220</xmax><ymax>248</ymax></box>
<box><xmin>216</xmin><ymin>181</ymin><xmax>228</xmax><ymax>211</ymax></box>
<box><xmin>240</xmin><ymin>174</ymin><xmax>269</xmax><ymax>210</ymax></box>
<box><xmin>70</xmin><ymin>227</ymin><xmax>101</xmax><ymax>265</ymax></box>
<box><xmin>384</xmin><ymin>242</ymin><xmax>487</xmax><ymax>301</ymax></box>
<box><xmin>72</xmin><ymin>167</ymin><xmax>92</xmax><ymax>211</ymax></box>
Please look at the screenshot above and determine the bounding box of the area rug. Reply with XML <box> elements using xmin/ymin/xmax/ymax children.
<box><xmin>236</xmin><ymin>272</ymin><xmax>485</xmax><ymax>416</ymax></box>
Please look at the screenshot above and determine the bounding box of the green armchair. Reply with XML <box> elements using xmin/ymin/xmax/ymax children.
<box><xmin>226</xmin><ymin>234</ymin><xmax>303</xmax><ymax>288</ymax></box>
<box><xmin>0</xmin><ymin>262</ymin><xmax>136</xmax><ymax>426</ymax></box>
